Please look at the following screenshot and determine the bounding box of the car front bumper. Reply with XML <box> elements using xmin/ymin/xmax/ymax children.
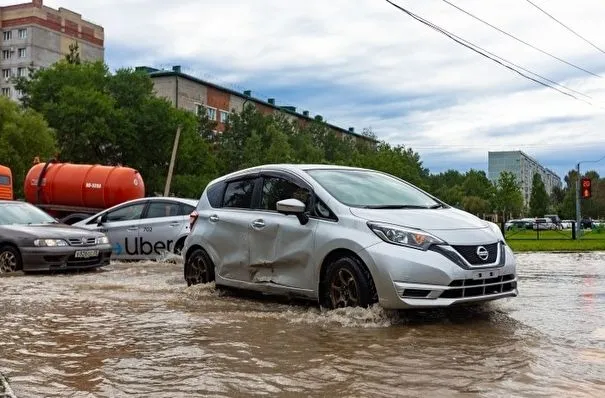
<box><xmin>20</xmin><ymin>244</ymin><xmax>113</xmax><ymax>272</ymax></box>
<box><xmin>357</xmin><ymin>241</ymin><xmax>518</xmax><ymax>309</ymax></box>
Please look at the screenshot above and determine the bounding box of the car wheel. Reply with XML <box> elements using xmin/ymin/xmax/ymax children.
<box><xmin>173</xmin><ymin>238</ymin><xmax>186</xmax><ymax>256</ymax></box>
<box><xmin>321</xmin><ymin>255</ymin><xmax>377</xmax><ymax>309</ymax></box>
<box><xmin>184</xmin><ymin>248</ymin><xmax>215</xmax><ymax>286</ymax></box>
<box><xmin>0</xmin><ymin>245</ymin><xmax>22</xmax><ymax>274</ymax></box>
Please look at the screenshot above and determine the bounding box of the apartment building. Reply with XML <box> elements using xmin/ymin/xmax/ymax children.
<box><xmin>138</xmin><ymin>65</ymin><xmax>376</xmax><ymax>144</ymax></box>
<box><xmin>0</xmin><ymin>0</ymin><xmax>104</xmax><ymax>101</ymax></box>
<box><xmin>488</xmin><ymin>150</ymin><xmax>562</xmax><ymax>204</ymax></box>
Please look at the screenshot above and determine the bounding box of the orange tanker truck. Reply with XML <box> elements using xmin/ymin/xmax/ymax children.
<box><xmin>0</xmin><ymin>164</ymin><xmax>13</xmax><ymax>200</ymax></box>
<box><xmin>5</xmin><ymin>159</ymin><xmax>145</xmax><ymax>224</ymax></box>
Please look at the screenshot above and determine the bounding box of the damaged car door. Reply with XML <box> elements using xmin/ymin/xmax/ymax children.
<box><xmin>247</xmin><ymin>173</ymin><xmax>317</xmax><ymax>291</ymax></box>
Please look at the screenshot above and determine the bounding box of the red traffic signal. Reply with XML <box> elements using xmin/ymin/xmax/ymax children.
<box><xmin>581</xmin><ymin>177</ymin><xmax>592</xmax><ymax>199</ymax></box>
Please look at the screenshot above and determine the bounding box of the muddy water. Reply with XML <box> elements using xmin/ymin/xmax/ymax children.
<box><xmin>1</xmin><ymin>252</ymin><xmax>604</xmax><ymax>397</ymax></box>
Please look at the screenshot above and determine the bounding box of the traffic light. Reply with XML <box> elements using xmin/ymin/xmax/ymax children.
<box><xmin>581</xmin><ymin>177</ymin><xmax>592</xmax><ymax>199</ymax></box>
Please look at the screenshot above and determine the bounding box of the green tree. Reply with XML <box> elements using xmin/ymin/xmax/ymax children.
<box><xmin>15</xmin><ymin>60</ymin><xmax>211</xmax><ymax>196</ymax></box>
<box><xmin>494</xmin><ymin>171</ymin><xmax>524</xmax><ymax>219</ymax></box>
<box><xmin>0</xmin><ymin>97</ymin><xmax>57</xmax><ymax>198</ymax></box>
<box><xmin>65</xmin><ymin>42</ymin><xmax>81</xmax><ymax>65</ymax></box>
<box><xmin>529</xmin><ymin>172</ymin><xmax>549</xmax><ymax>216</ymax></box>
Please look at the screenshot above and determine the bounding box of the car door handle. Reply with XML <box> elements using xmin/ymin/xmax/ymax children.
<box><xmin>127</xmin><ymin>227</ymin><xmax>138</xmax><ymax>231</ymax></box>
<box><xmin>209</xmin><ymin>215</ymin><xmax>219</xmax><ymax>222</ymax></box>
<box><xmin>251</xmin><ymin>219</ymin><xmax>265</xmax><ymax>229</ymax></box>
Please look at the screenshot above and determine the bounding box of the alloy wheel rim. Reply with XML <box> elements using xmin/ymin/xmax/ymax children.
<box><xmin>0</xmin><ymin>251</ymin><xmax>18</xmax><ymax>273</ymax></box>
<box><xmin>329</xmin><ymin>268</ymin><xmax>359</xmax><ymax>308</ymax></box>
<box><xmin>186</xmin><ymin>254</ymin><xmax>208</xmax><ymax>284</ymax></box>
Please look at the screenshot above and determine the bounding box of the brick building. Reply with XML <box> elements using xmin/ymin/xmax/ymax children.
<box><xmin>0</xmin><ymin>0</ymin><xmax>104</xmax><ymax>101</ymax></box>
<box><xmin>137</xmin><ymin>65</ymin><xmax>376</xmax><ymax>143</ymax></box>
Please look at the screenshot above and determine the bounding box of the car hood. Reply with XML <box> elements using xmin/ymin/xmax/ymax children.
<box><xmin>349</xmin><ymin>207</ymin><xmax>499</xmax><ymax>245</ymax></box>
<box><xmin>0</xmin><ymin>224</ymin><xmax>103</xmax><ymax>238</ymax></box>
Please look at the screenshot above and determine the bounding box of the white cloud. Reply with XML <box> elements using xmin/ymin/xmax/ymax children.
<box><xmin>16</xmin><ymin>0</ymin><xmax>605</xmax><ymax>176</ymax></box>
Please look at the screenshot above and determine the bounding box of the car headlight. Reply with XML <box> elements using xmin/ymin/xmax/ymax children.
<box><xmin>34</xmin><ymin>239</ymin><xmax>68</xmax><ymax>247</ymax></box>
<box><xmin>487</xmin><ymin>221</ymin><xmax>505</xmax><ymax>241</ymax></box>
<box><xmin>367</xmin><ymin>222</ymin><xmax>444</xmax><ymax>250</ymax></box>
<box><xmin>96</xmin><ymin>236</ymin><xmax>110</xmax><ymax>245</ymax></box>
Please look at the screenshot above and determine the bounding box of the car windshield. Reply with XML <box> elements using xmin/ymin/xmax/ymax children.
<box><xmin>306</xmin><ymin>169</ymin><xmax>441</xmax><ymax>208</ymax></box>
<box><xmin>0</xmin><ymin>202</ymin><xmax>58</xmax><ymax>225</ymax></box>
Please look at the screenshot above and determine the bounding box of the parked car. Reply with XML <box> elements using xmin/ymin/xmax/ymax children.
<box><xmin>183</xmin><ymin>164</ymin><xmax>518</xmax><ymax>309</ymax></box>
<box><xmin>533</xmin><ymin>217</ymin><xmax>557</xmax><ymax>230</ymax></box>
<box><xmin>74</xmin><ymin>197</ymin><xmax>198</xmax><ymax>260</ymax></box>
<box><xmin>0</xmin><ymin>200</ymin><xmax>112</xmax><ymax>273</ymax></box>
<box><xmin>504</xmin><ymin>218</ymin><xmax>533</xmax><ymax>230</ymax></box>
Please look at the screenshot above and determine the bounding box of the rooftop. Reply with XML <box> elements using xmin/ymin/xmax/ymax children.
<box><xmin>137</xmin><ymin>65</ymin><xmax>377</xmax><ymax>143</ymax></box>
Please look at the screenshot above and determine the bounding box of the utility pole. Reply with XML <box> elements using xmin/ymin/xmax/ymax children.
<box><xmin>575</xmin><ymin>155</ymin><xmax>605</xmax><ymax>238</ymax></box>
<box><xmin>575</xmin><ymin>162</ymin><xmax>581</xmax><ymax>238</ymax></box>
<box><xmin>164</xmin><ymin>125</ymin><xmax>182</xmax><ymax>197</ymax></box>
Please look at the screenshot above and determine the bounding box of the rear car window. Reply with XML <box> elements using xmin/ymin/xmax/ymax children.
<box><xmin>206</xmin><ymin>182</ymin><xmax>224</xmax><ymax>208</ymax></box>
<box><xmin>0</xmin><ymin>175</ymin><xmax>10</xmax><ymax>185</ymax></box>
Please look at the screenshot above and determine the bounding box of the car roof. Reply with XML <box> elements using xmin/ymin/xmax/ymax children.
<box><xmin>208</xmin><ymin>163</ymin><xmax>373</xmax><ymax>185</ymax></box>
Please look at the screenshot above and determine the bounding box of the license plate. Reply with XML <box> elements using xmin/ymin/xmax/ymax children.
<box><xmin>74</xmin><ymin>250</ymin><xmax>99</xmax><ymax>259</ymax></box>
<box><xmin>472</xmin><ymin>269</ymin><xmax>500</xmax><ymax>280</ymax></box>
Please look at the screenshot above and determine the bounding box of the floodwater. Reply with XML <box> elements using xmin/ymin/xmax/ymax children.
<box><xmin>1</xmin><ymin>252</ymin><xmax>604</xmax><ymax>398</ymax></box>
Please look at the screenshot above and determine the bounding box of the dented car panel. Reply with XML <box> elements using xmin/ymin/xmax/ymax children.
<box><xmin>184</xmin><ymin>164</ymin><xmax>518</xmax><ymax>309</ymax></box>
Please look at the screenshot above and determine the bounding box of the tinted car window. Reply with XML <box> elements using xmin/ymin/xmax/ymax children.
<box><xmin>206</xmin><ymin>182</ymin><xmax>224</xmax><ymax>208</ymax></box>
<box><xmin>106</xmin><ymin>203</ymin><xmax>146</xmax><ymax>222</ymax></box>
<box><xmin>260</xmin><ymin>177</ymin><xmax>311</xmax><ymax>211</ymax></box>
<box><xmin>0</xmin><ymin>175</ymin><xmax>10</xmax><ymax>185</ymax></box>
<box><xmin>145</xmin><ymin>202</ymin><xmax>181</xmax><ymax>218</ymax></box>
<box><xmin>223</xmin><ymin>179</ymin><xmax>255</xmax><ymax>209</ymax></box>
<box><xmin>181</xmin><ymin>204</ymin><xmax>196</xmax><ymax>215</ymax></box>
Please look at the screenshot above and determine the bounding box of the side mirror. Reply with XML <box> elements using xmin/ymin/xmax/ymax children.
<box><xmin>276</xmin><ymin>198</ymin><xmax>309</xmax><ymax>225</ymax></box>
<box><xmin>96</xmin><ymin>214</ymin><xmax>105</xmax><ymax>226</ymax></box>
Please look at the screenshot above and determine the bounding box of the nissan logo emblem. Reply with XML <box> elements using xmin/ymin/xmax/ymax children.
<box><xmin>476</xmin><ymin>246</ymin><xmax>489</xmax><ymax>261</ymax></box>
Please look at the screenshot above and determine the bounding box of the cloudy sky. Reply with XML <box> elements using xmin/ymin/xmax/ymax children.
<box><xmin>20</xmin><ymin>0</ymin><xmax>605</xmax><ymax>178</ymax></box>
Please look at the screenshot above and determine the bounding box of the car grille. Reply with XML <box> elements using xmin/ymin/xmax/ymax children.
<box><xmin>68</xmin><ymin>237</ymin><xmax>97</xmax><ymax>246</ymax></box>
<box><xmin>451</xmin><ymin>242</ymin><xmax>498</xmax><ymax>265</ymax></box>
<box><xmin>439</xmin><ymin>274</ymin><xmax>516</xmax><ymax>299</ymax></box>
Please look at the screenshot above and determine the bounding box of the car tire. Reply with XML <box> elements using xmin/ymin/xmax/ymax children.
<box><xmin>184</xmin><ymin>248</ymin><xmax>215</xmax><ymax>286</ymax></box>
<box><xmin>321</xmin><ymin>255</ymin><xmax>377</xmax><ymax>309</ymax></box>
<box><xmin>0</xmin><ymin>245</ymin><xmax>23</xmax><ymax>274</ymax></box>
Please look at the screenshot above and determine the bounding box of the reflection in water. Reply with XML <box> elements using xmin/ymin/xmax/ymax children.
<box><xmin>0</xmin><ymin>253</ymin><xmax>604</xmax><ymax>397</ymax></box>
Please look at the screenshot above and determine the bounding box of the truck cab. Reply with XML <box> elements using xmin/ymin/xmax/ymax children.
<box><xmin>0</xmin><ymin>165</ymin><xmax>13</xmax><ymax>200</ymax></box>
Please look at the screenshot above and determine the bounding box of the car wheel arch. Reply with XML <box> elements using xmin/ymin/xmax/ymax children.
<box><xmin>318</xmin><ymin>248</ymin><xmax>378</xmax><ymax>304</ymax></box>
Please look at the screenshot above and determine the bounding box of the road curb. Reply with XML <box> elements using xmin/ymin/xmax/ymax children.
<box><xmin>0</xmin><ymin>372</ymin><xmax>16</xmax><ymax>398</ymax></box>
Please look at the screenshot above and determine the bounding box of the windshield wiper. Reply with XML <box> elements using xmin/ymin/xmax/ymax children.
<box><xmin>429</xmin><ymin>203</ymin><xmax>446</xmax><ymax>209</ymax></box>
<box><xmin>361</xmin><ymin>204</ymin><xmax>431</xmax><ymax>209</ymax></box>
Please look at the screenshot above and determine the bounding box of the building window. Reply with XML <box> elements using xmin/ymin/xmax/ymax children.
<box><xmin>206</xmin><ymin>106</ymin><xmax>217</xmax><ymax>121</ymax></box>
<box><xmin>2</xmin><ymin>31</ymin><xmax>11</xmax><ymax>41</ymax></box>
<box><xmin>18</xmin><ymin>29</ymin><xmax>27</xmax><ymax>39</ymax></box>
<box><xmin>17</xmin><ymin>67</ymin><xmax>26</xmax><ymax>77</ymax></box>
<box><xmin>2</xmin><ymin>69</ymin><xmax>10</xmax><ymax>79</ymax></box>
<box><xmin>18</xmin><ymin>48</ymin><xmax>26</xmax><ymax>58</ymax></box>
<box><xmin>195</xmin><ymin>103</ymin><xmax>204</xmax><ymax>116</ymax></box>
<box><xmin>1</xmin><ymin>88</ymin><xmax>11</xmax><ymax>97</ymax></box>
<box><xmin>2</xmin><ymin>50</ymin><xmax>11</xmax><ymax>60</ymax></box>
<box><xmin>219</xmin><ymin>110</ymin><xmax>229</xmax><ymax>123</ymax></box>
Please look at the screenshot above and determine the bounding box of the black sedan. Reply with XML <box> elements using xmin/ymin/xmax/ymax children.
<box><xmin>0</xmin><ymin>200</ymin><xmax>112</xmax><ymax>273</ymax></box>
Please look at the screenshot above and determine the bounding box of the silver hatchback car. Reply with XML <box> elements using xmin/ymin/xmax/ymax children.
<box><xmin>183</xmin><ymin>164</ymin><xmax>518</xmax><ymax>309</ymax></box>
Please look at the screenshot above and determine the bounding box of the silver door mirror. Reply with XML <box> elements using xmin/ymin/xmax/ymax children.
<box><xmin>276</xmin><ymin>198</ymin><xmax>309</xmax><ymax>225</ymax></box>
<box><xmin>96</xmin><ymin>215</ymin><xmax>104</xmax><ymax>226</ymax></box>
<box><xmin>276</xmin><ymin>198</ymin><xmax>305</xmax><ymax>214</ymax></box>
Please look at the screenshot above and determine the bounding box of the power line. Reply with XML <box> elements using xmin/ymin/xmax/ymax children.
<box><xmin>523</xmin><ymin>0</ymin><xmax>605</xmax><ymax>56</ymax></box>
<box><xmin>384</xmin><ymin>1</ymin><xmax>599</xmax><ymax>107</ymax></box>
<box><xmin>439</xmin><ymin>0</ymin><xmax>603</xmax><ymax>79</ymax></box>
